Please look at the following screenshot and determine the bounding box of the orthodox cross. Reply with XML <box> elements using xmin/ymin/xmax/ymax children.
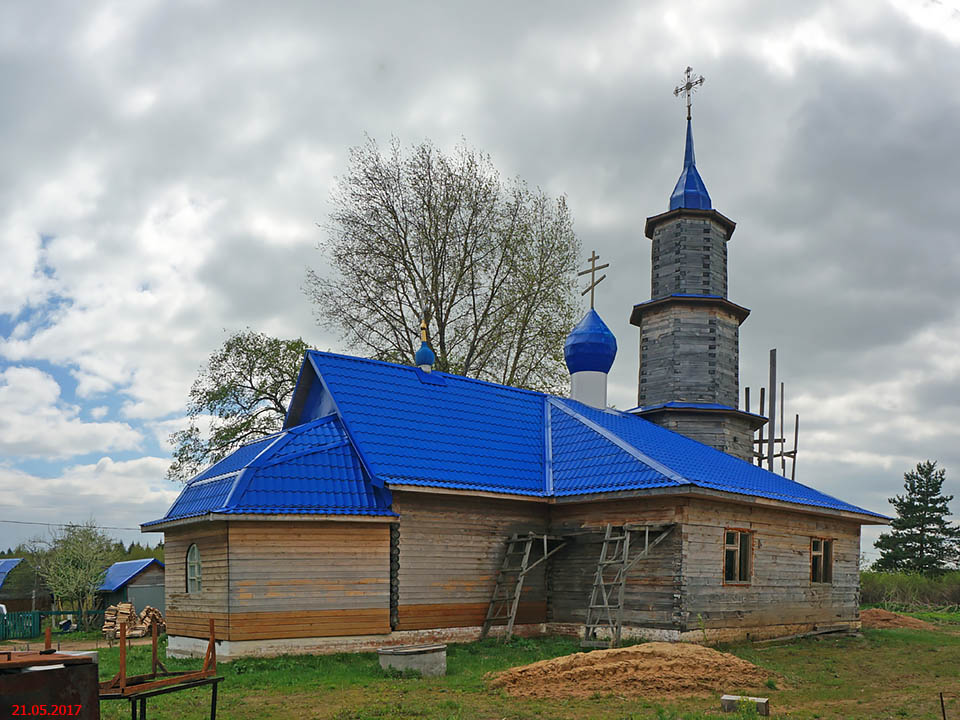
<box><xmin>674</xmin><ymin>66</ymin><xmax>705</xmax><ymax>120</ymax></box>
<box><xmin>578</xmin><ymin>250</ymin><xmax>609</xmax><ymax>309</ymax></box>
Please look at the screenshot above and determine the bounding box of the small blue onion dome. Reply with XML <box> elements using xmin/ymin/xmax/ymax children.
<box><xmin>414</xmin><ymin>340</ymin><xmax>435</xmax><ymax>367</ymax></box>
<box><xmin>564</xmin><ymin>309</ymin><xmax>617</xmax><ymax>374</ymax></box>
<box><xmin>669</xmin><ymin>116</ymin><xmax>712</xmax><ymax>211</ymax></box>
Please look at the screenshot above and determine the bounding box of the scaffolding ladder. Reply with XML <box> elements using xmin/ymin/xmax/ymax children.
<box><xmin>582</xmin><ymin>523</ymin><xmax>675</xmax><ymax>648</ymax></box>
<box><xmin>481</xmin><ymin>532</ymin><xmax>568</xmax><ymax>640</ymax></box>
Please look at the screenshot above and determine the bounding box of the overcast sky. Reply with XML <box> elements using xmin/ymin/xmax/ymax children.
<box><xmin>1</xmin><ymin>0</ymin><xmax>958</xmax><ymax>559</ymax></box>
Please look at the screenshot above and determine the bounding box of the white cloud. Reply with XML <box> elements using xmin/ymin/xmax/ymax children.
<box><xmin>0</xmin><ymin>366</ymin><xmax>141</xmax><ymax>459</ymax></box>
<box><xmin>0</xmin><ymin>456</ymin><xmax>179</xmax><ymax>545</ymax></box>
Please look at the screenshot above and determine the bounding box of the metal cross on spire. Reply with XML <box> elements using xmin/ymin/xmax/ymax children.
<box><xmin>674</xmin><ymin>66</ymin><xmax>705</xmax><ymax>121</ymax></box>
<box><xmin>578</xmin><ymin>250</ymin><xmax>609</xmax><ymax>309</ymax></box>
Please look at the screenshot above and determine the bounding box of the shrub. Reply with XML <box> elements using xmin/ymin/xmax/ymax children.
<box><xmin>861</xmin><ymin>570</ymin><xmax>960</xmax><ymax>608</ymax></box>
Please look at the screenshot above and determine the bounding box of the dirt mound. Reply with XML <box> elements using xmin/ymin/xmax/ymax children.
<box><xmin>488</xmin><ymin>642</ymin><xmax>771</xmax><ymax>699</ymax></box>
<box><xmin>860</xmin><ymin>608</ymin><xmax>935</xmax><ymax>630</ymax></box>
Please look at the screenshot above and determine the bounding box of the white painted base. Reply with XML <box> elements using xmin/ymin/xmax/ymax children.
<box><xmin>570</xmin><ymin>371</ymin><xmax>607</xmax><ymax>408</ymax></box>
<box><xmin>167</xmin><ymin>623</ymin><xmax>549</xmax><ymax>661</ymax></box>
<box><xmin>167</xmin><ymin>619</ymin><xmax>861</xmax><ymax>660</ymax></box>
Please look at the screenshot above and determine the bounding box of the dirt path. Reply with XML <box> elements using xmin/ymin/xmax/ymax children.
<box><xmin>1</xmin><ymin>636</ymin><xmax>154</xmax><ymax>652</ymax></box>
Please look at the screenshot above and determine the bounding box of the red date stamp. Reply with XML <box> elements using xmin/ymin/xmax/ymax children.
<box><xmin>11</xmin><ymin>706</ymin><xmax>83</xmax><ymax>716</ymax></box>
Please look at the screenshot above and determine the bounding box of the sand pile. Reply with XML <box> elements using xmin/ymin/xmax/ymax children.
<box><xmin>488</xmin><ymin>642</ymin><xmax>771</xmax><ymax>699</ymax></box>
<box><xmin>860</xmin><ymin>608</ymin><xmax>935</xmax><ymax>630</ymax></box>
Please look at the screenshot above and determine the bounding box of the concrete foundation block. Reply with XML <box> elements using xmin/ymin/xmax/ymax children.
<box><xmin>721</xmin><ymin>694</ymin><xmax>770</xmax><ymax>716</ymax></box>
<box><xmin>377</xmin><ymin>643</ymin><xmax>447</xmax><ymax>677</ymax></box>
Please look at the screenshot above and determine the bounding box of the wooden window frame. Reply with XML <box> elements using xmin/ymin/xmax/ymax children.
<box><xmin>186</xmin><ymin>543</ymin><xmax>202</xmax><ymax>593</ymax></box>
<box><xmin>722</xmin><ymin>528</ymin><xmax>753</xmax><ymax>585</ymax></box>
<box><xmin>811</xmin><ymin>537</ymin><xmax>834</xmax><ymax>584</ymax></box>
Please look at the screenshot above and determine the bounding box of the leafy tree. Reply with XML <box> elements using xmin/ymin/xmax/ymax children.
<box><xmin>305</xmin><ymin>137</ymin><xmax>581</xmax><ymax>393</ymax></box>
<box><xmin>31</xmin><ymin>522</ymin><xmax>114</xmax><ymax>627</ymax></box>
<box><xmin>874</xmin><ymin>460</ymin><xmax>960</xmax><ymax>574</ymax></box>
<box><xmin>168</xmin><ymin>330</ymin><xmax>308</xmax><ymax>482</ymax></box>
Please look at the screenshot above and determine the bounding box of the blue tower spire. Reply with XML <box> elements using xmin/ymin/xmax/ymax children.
<box><xmin>669</xmin><ymin>116</ymin><xmax>712</xmax><ymax>211</ymax></box>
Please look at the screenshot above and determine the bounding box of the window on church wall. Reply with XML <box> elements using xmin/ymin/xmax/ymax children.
<box><xmin>811</xmin><ymin>538</ymin><xmax>833</xmax><ymax>583</ymax></box>
<box><xmin>723</xmin><ymin>529</ymin><xmax>752</xmax><ymax>584</ymax></box>
<box><xmin>186</xmin><ymin>543</ymin><xmax>202</xmax><ymax>593</ymax></box>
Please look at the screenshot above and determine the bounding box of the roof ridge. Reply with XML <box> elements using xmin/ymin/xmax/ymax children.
<box><xmin>549</xmin><ymin>398</ymin><xmax>689</xmax><ymax>485</ymax></box>
<box><xmin>307</xmin><ymin>349</ymin><xmax>548</xmax><ymax>401</ymax></box>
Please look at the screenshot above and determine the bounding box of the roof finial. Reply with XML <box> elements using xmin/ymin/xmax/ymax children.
<box><xmin>414</xmin><ymin>315</ymin><xmax>435</xmax><ymax>371</ymax></box>
<box><xmin>578</xmin><ymin>250</ymin><xmax>609</xmax><ymax>310</ymax></box>
<box><xmin>674</xmin><ymin>66</ymin><xmax>705</xmax><ymax>122</ymax></box>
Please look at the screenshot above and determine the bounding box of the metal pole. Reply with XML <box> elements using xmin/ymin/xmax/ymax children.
<box><xmin>767</xmin><ymin>349</ymin><xmax>777</xmax><ymax>472</ymax></box>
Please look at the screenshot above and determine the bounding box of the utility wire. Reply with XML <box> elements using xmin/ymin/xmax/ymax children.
<box><xmin>0</xmin><ymin>519</ymin><xmax>142</xmax><ymax>531</ymax></box>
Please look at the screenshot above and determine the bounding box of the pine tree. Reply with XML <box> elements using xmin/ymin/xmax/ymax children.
<box><xmin>874</xmin><ymin>460</ymin><xmax>960</xmax><ymax>574</ymax></box>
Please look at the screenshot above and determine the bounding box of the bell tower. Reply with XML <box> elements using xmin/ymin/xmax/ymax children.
<box><xmin>629</xmin><ymin>68</ymin><xmax>764</xmax><ymax>461</ymax></box>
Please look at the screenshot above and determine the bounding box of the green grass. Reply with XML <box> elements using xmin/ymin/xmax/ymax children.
<box><xmin>93</xmin><ymin>623</ymin><xmax>960</xmax><ymax>720</ymax></box>
<box><xmin>1</xmin><ymin>628</ymin><xmax>105</xmax><ymax>646</ymax></box>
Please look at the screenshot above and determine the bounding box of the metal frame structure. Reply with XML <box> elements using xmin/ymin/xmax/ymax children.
<box><xmin>100</xmin><ymin>619</ymin><xmax>222</xmax><ymax>718</ymax></box>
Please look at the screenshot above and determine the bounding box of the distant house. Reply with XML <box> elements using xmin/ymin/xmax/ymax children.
<box><xmin>0</xmin><ymin>558</ymin><xmax>51</xmax><ymax>613</ymax></box>
<box><xmin>0</xmin><ymin>559</ymin><xmax>22</xmax><ymax>611</ymax></box>
<box><xmin>99</xmin><ymin>559</ymin><xmax>166</xmax><ymax>614</ymax></box>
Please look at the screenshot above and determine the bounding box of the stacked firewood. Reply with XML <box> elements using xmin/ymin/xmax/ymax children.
<box><xmin>103</xmin><ymin>602</ymin><xmax>146</xmax><ymax>638</ymax></box>
<box><xmin>138</xmin><ymin>605</ymin><xmax>166</xmax><ymax>633</ymax></box>
<box><xmin>102</xmin><ymin>602</ymin><xmax>165</xmax><ymax>638</ymax></box>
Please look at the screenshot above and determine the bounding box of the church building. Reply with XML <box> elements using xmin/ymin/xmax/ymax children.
<box><xmin>144</xmin><ymin>80</ymin><xmax>885</xmax><ymax>659</ymax></box>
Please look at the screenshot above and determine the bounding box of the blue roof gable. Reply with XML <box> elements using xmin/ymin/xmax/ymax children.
<box><xmin>99</xmin><ymin>558</ymin><xmax>164</xmax><ymax>592</ymax></box>
<box><xmin>148</xmin><ymin>351</ymin><xmax>885</xmax><ymax>526</ymax></box>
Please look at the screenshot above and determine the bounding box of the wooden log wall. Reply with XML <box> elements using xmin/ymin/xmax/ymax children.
<box><xmin>392</xmin><ymin>491</ymin><xmax>548</xmax><ymax>630</ymax></box>
<box><xmin>165</xmin><ymin>520</ymin><xmax>391</xmax><ymax>640</ymax></box>
<box><xmin>165</xmin><ymin>523</ymin><xmax>230</xmax><ymax>640</ymax></box>
<box><xmin>680</xmin><ymin>498</ymin><xmax>862</xmax><ymax>631</ymax></box>
<box><xmin>548</xmin><ymin>498</ymin><xmax>684</xmax><ymax>629</ymax></box>
<box><xmin>226</xmin><ymin>521</ymin><xmax>390</xmax><ymax>640</ymax></box>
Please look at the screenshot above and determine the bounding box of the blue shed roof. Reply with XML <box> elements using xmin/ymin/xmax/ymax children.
<box><xmin>148</xmin><ymin>351</ymin><xmax>885</xmax><ymax>526</ymax></box>
<box><xmin>99</xmin><ymin>559</ymin><xmax>164</xmax><ymax>592</ymax></box>
<box><xmin>0</xmin><ymin>558</ymin><xmax>22</xmax><ymax>588</ymax></box>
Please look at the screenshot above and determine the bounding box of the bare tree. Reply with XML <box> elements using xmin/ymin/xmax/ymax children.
<box><xmin>305</xmin><ymin>138</ymin><xmax>580</xmax><ymax>392</ymax></box>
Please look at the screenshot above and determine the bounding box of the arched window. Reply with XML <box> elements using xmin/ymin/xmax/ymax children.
<box><xmin>186</xmin><ymin>544</ymin><xmax>202</xmax><ymax>593</ymax></box>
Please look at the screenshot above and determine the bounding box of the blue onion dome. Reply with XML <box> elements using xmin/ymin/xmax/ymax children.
<box><xmin>669</xmin><ymin>117</ymin><xmax>712</xmax><ymax>211</ymax></box>
<box><xmin>564</xmin><ymin>309</ymin><xmax>617</xmax><ymax>374</ymax></box>
<box><xmin>414</xmin><ymin>319</ymin><xmax>435</xmax><ymax>368</ymax></box>
<box><xmin>414</xmin><ymin>341</ymin><xmax>435</xmax><ymax>367</ymax></box>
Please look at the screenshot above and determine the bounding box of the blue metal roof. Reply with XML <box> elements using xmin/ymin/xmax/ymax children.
<box><xmin>149</xmin><ymin>351</ymin><xmax>885</xmax><ymax>525</ymax></box>
<box><xmin>564</xmin><ymin>309</ymin><xmax>617</xmax><ymax>374</ymax></box>
<box><xmin>669</xmin><ymin>117</ymin><xmax>712</xmax><ymax>211</ymax></box>
<box><xmin>0</xmin><ymin>558</ymin><xmax>22</xmax><ymax>588</ymax></box>
<box><xmin>99</xmin><ymin>559</ymin><xmax>164</xmax><ymax>592</ymax></box>
<box><xmin>631</xmin><ymin>401</ymin><xmax>767</xmax><ymax>422</ymax></box>
<box><xmin>145</xmin><ymin>414</ymin><xmax>395</xmax><ymax>525</ymax></box>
